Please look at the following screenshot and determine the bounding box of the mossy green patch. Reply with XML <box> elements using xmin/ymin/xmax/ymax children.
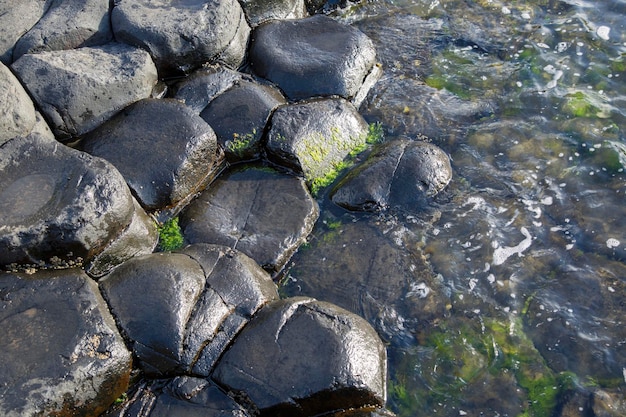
<box><xmin>562</xmin><ymin>91</ymin><xmax>600</xmax><ymax>118</ymax></box>
<box><xmin>307</xmin><ymin>122</ymin><xmax>385</xmax><ymax>196</ymax></box>
<box><xmin>227</xmin><ymin>129</ymin><xmax>257</xmax><ymax>158</ymax></box>
<box><xmin>158</xmin><ymin>217</ymin><xmax>184</xmax><ymax>251</ymax></box>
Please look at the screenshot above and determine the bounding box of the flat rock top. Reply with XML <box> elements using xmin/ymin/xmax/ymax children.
<box><xmin>180</xmin><ymin>166</ymin><xmax>319</xmax><ymax>272</ymax></box>
<box><xmin>249</xmin><ymin>14</ymin><xmax>376</xmax><ymax>100</ymax></box>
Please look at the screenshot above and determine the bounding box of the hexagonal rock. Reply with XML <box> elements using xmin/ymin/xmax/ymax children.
<box><xmin>12</xmin><ymin>0</ymin><xmax>112</xmax><ymax>61</ymax></box>
<box><xmin>179</xmin><ymin>166</ymin><xmax>319</xmax><ymax>272</ymax></box>
<box><xmin>212</xmin><ymin>297</ymin><xmax>387</xmax><ymax>417</ymax></box>
<box><xmin>103</xmin><ymin>377</ymin><xmax>252</xmax><ymax>417</ymax></box>
<box><xmin>112</xmin><ymin>0</ymin><xmax>250</xmax><ymax>76</ymax></box>
<box><xmin>0</xmin><ymin>269</ymin><xmax>132</xmax><ymax>417</ymax></box>
<box><xmin>199</xmin><ymin>80</ymin><xmax>286</xmax><ymax>162</ymax></box>
<box><xmin>240</xmin><ymin>0</ymin><xmax>307</xmax><ymax>27</ymax></box>
<box><xmin>177</xmin><ymin>244</ymin><xmax>279</xmax><ymax>375</ymax></box>
<box><xmin>331</xmin><ymin>139</ymin><xmax>452</xmax><ymax>212</ymax></box>
<box><xmin>11</xmin><ymin>43</ymin><xmax>157</xmax><ymax>141</ymax></box>
<box><xmin>248</xmin><ymin>15</ymin><xmax>377</xmax><ymax>101</ymax></box>
<box><xmin>266</xmin><ymin>97</ymin><xmax>368</xmax><ymax>188</ymax></box>
<box><xmin>0</xmin><ymin>133</ymin><xmax>136</xmax><ymax>270</ymax></box>
<box><xmin>0</xmin><ymin>61</ymin><xmax>36</xmax><ymax>145</ymax></box>
<box><xmin>78</xmin><ymin>98</ymin><xmax>223</xmax><ymax>212</ymax></box>
<box><xmin>0</xmin><ymin>1</ymin><xmax>47</xmax><ymax>64</ymax></box>
<box><xmin>172</xmin><ymin>64</ymin><xmax>248</xmax><ymax>114</ymax></box>
<box><xmin>99</xmin><ymin>247</ymin><xmax>278</xmax><ymax>377</ymax></box>
<box><xmin>100</xmin><ymin>253</ymin><xmax>206</xmax><ymax>376</ymax></box>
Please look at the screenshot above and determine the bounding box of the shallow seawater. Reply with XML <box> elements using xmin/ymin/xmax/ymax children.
<box><xmin>281</xmin><ymin>0</ymin><xmax>626</xmax><ymax>416</ymax></box>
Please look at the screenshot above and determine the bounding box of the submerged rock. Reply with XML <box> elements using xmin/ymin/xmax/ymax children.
<box><xmin>79</xmin><ymin>98</ymin><xmax>222</xmax><ymax>212</ymax></box>
<box><xmin>266</xmin><ymin>97</ymin><xmax>369</xmax><ymax>188</ymax></box>
<box><xmin>180</xmin><ymin>166</ymin><xmax>319</xmax><ymax>272</ymax></box>
<box><xmin>0</xmin><ymin>61</ymin><xmax>36</xmax><ymax>145</ymax></box>
<box><xmin>331</xmin><ymin>139</ymin><xmax>452</xmax><ymax>212</ymax></box>
<box><xmin>212</xmin><ymin>297</ymin><xmax>387</xmax><ymax>417</ymax></box>
<box><xmin>0</xmin><ymin>269</ymin><xmax>132</xmax><ymax>417</ymax></box>
<box><xmin>12</xmin><ymin>0</ymin><xmax>112</xmax><ymax>60</ymax></box>
<box><xmin>361</xmin><ymin>76</ymin><xmax>495</xmax><ymax>141</ymax></box>
<box><xmin>11</xmin><ymin>43</ymin><xmax>157</xmax><ymax>141</ymax></box>
<box><xmin>199</xmin><ymin>79</ymin><xmax>286</xmax><ymax>162</ymax></box>
<box><xmin>249</xmin><ymin>15</ymin><xmax>378</xmax><ymax>101</ymax></box>
<box><xmin>112</xmin><ymin>0</ymin><xmax>249</xmax><ymax>75</ymax></box>
<box><xmin>0</xmin><ymin>133</ymin><xmax>136</xmax><ymax>270</ymax></box>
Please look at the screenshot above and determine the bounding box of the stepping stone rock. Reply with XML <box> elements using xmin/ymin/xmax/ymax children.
<box><xmin>11</xmin><ymin>43</ymin><xmax>158</xmax><ymax>141</ymax></box>
<box><xmin>0</xmin><ymin>1</ymin><xmax>47</xmax><ymax>64</ymax></box>
<box><xmin>100</xmin><ymin>247</ymin><xmax>278</xmax><ymax>376</ymax></box>
<box><xmin>180</xmin><ymin>166</ymin><xmax>319</xmax><ymax>272</ymax></box>
<box><xmin>240</xmin><ymin>0</ymin><xmax>307</xmax><ymax>27</ymax></box>
<box><xmin>79</xmin><ymin>98</ymin><xmax>223</xmax><ymax>212</ymax></box>
<box><xmin>212</xmin><ymin>297</ymin><xmax>387</xmax><ymax>417</ymax></box>
<box><xmin>199</xmin><ymin>80</ymin><xmax>286</xmax><ymax>162</ymax></box>
<box><xmin>0</xmin><ymin>268</ymin><xmax>132</xmax><ymax>417</ymax></box>
<box><xmin>99</xmin><ymin>253</ymin><xmax>206</xmax><ymax>376</ymax></box>
<box><xmin>112</xmin><ymin>0</ymin><xmax>250</xmax><ymax>76</ymax></box>
<box><xmin>0</xmin><ymin>61</ymin><xmax>36</xmax><ymax>145</ymax></box>
<box><xmin>173</xmin><ymin>64</ymin><xmax>248</xmax><ymax>114</ymax></box>
<box><xmin>331</xmin><ymin>139</ymin><xmax>452</xmax><ymax>212</ymax></box>
<box><xmin>249</xmin><ymin>15</ymin><xmax>377</xmax><ymax>101</ymax></box>
<box><xmin>0</xmin><ymin>133</ymin><xmax>136</xmax><ymax>270</ymax></box>
<box><xmin>12</xmin><ymin>0</ymin><xmax>112</xmax><ymax>60</ymax></box>
<box><xmin>177</xmin><ymin>244</ymin><xmax>279</xmax><ymax>375</ymax></box>
<box><xmin>104</xmin><ymin>377</ymin><xmax>251</xmax><ymax>417</ymax></box>
<box><xmin>266</xmin><ymin>97</ymin><xmax>368</xmax><ymax>188</ymax></box>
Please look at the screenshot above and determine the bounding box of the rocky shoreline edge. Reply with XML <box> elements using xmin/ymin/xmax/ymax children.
<box><xmin>1</xmin><ymin>1</ymin><xmax>452</xmax><ymax>416</ymax></box>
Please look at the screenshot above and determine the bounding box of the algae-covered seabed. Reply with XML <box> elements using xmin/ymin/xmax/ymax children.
<box><xmin>281</xmin><ymin>0</ymin><xmax>626</xmax><ymax>416</ymax></box>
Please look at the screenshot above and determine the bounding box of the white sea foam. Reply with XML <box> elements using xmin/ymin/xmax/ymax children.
<box><xmin>597</xmin><ymin>26</ymin><xmax>610</xmax><ymax>40</ymax></box>
<box><xmin>492</xmin><ymin>227</ymin><xmax>533</xmax><ymax>266</ymax></box>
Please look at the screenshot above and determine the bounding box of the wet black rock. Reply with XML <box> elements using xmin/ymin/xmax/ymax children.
<box><xmin>212</xmin><ymin>297</ymin><xmax>387</xmax><ymax>417</ymax></box>
<box><xmin>11</xmin><ymin>43</ymin><xmax>158</xmax><ymax>141</ymax></box>
<box><xmin>0</xmin><ymin>133</ymin><xmax>136</xmax><ymax>270</ymax></box>
<box><xmin>180</xmin><ymin>166</ymin><xmax>319</xmax><ymax>272</ymax></box>
<box><xmin>0</xmin><ymin>268</ymin><xmax>132</xmax><ymax>417</ymax></box>
<box><xmin>79</xmin><ymin>98</ymin><xmax>222</xmax><ymax>212</ymax></box>
<box><xmin>12</xmin><ymin>0</ymin><xmax>112</xmax><ymax>60</ymax></box>
<box><xmin>240</xmin><ymin>0</ymin><xmax>307</xmax><ymax>26</ymax></box>
<box><xmin>0</xmin><ymin>61</ymin><xmax>36</xmax><ymax>145</ymax></box>
<box><xmin>100</xmin><ymin>253</ymin><xmax>206</xmax><ymax>376</ymax></box>
<box><xmin>104</xmin><ymin>377</ymin><xmax>251</xmax><ymax>417</ymax></box>
<box><xmin>266</xmin><ymin>97</ymin><xmax>369</xmax><ymax>185</ymax></box>
<box><xmin>199</xmin><ymin>79</ymin><xmax>286</xmax><ymax>162</ymax></box>
<box><xmin>331</xmin><ymin>139</ymin><xmax>452</xmax><ymax>212</ymax></box>
<box><xmin>112</xmin><ymin>0</ymin><xmax>250</xmax><ymax>76</ymax></box>
<box><xmin>249</xmin><ymin>15</ymin><xmax>378</xmax><ymax>101</ymax></box>
<box><xmin>0</xmin><ymin>1</ymin><xmax>47</xmax><ymax>64</ymax></box>
<box><xmin>85</xmin><ymin>199</ymin><xmax>159</xmax><ymax>279</ymax></box>
<box><xmin>177</xmin><ymin>244</ymin><xmax>279</xmax><ymax>375</ymax></box>
<box><xmin>172</xmin><ymin>64</ymin><xmax>248</xmax><ymax>114</ymax></box>
<box><xmin>100</xmin><ymin>246</ymin><xmax>278</xmax><ymax>377</ymax></box>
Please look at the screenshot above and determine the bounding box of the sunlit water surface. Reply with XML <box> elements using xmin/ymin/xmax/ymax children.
<box><xmin>280</xmin><ymin>1</ymin><xmax>626</xmax><ymax>416</ymax></box>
